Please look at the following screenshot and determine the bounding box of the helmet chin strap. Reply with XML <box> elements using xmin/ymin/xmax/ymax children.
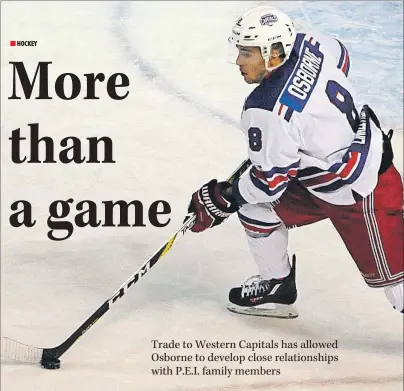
<box><xmin>263</xmin><ymin>56</ymin><xmax>286</xmax><ymax>72</ymax></box>
<box><xmin>257</xmin><ymin>59</ymin><xmax>286</xmax><ymax>83</ymax></box>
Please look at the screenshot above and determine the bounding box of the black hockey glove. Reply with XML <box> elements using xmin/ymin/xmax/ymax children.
<box><xmin>187</xmin><ymin>179</ymin><xmax>239</xmax><ymax>233</ymax></box>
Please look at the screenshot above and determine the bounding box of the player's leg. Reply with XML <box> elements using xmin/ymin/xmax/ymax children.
<box><xmin>237</xmin><ymin>202</ymin><xmax>289</xmax><ymax>279</ymax></box>
<box><xmin>384</xmin><ymin>283</ymin><xmax>404</xmax><ymax>313</ymax></box>
<box><xmin>229</xmin><ymin>201</ymin><xmax>297</xmax><ymax>317</ymax></box>
<box><xmin>238</xmin><ymin>179</ymin><xmax>328</xmax><ymax>277</ymax></box>
<box><xmin>227</xmin><ymin>180</ymin><xmax>327</xmax><ymax>317</ymax></box>
<box><xmin>327</xmin><ymin>165</ymin><xmax>403</xmax><ymax>312</ymax></box>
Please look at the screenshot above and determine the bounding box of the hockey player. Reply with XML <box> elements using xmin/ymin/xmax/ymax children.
<box><xmin>187</xmin><ymin>6</ymin><xmax>404</xmax><ymax>318</ymax></box>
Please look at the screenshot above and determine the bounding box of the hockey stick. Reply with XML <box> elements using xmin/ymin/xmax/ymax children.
<box><xmin>1</xmin><ymin>158</ymin><xmax>251</xmax><ymax>369</ymax></box>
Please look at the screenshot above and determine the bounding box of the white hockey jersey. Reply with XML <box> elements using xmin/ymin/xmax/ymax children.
<box><xmin>233</xmin><ymin>32</ymin><xmax>383</xmax><ymax>206</ymax></box>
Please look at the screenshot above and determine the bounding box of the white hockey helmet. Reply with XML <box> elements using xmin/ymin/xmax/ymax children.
<box><xmin>228</xmin><ymin>6</ymin><xmax>297</xmax><ymax>71</ymax></box>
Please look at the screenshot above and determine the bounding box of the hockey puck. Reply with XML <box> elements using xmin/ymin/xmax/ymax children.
<box><xmin>41</xmin><ymin>358</ymin><xmax>61</xmax><ymax>370</ymax></box>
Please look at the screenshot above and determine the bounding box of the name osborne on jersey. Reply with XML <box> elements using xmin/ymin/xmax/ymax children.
<box><xmin>289</xmin><ymin>48</ymin><xmax>321</xmax><ymax>99</ymax></box>
<box><xmin>280</xmin><ymin>40</ymin><xmax>324</xmax><ymax>112</ymax></box>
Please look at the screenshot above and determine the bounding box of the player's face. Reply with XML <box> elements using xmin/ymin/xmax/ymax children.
<box><xmin>236</xmin><ymin>46</ymin><xmax>267</xmax><ymax>84</ymax></box>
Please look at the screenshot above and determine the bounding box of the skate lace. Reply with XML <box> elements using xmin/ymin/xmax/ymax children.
<box><xmin>241</xmin><ymin>276</ymin><xmax>270</xmax><ymax>298</ymax></box>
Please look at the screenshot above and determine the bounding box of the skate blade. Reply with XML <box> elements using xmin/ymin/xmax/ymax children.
<box><xmin>226</xmin><ymin>302</ymin><xmax>299</xmax><ymax>319</ymax></box>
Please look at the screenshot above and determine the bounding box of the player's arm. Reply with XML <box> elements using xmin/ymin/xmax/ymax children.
<box><xmin>230</xmin><ymin>107</ymin><xmax>300</xmax><ymax>205</ymax></box>
<box><xmin>330</xmin><ymin>37</ymin><xmax>350</xmax><ymax>77</ymax></box>
<box><xmin>187</xmin><ymin>108</ymin><xmax>300</xmax><ymax>233</ymax></box>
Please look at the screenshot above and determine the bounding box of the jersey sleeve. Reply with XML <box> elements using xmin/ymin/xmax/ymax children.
<box><xmin>334</xmin><ymin>38</ymin><xmax>350</xmax><ymax>77</ymax></box>
<box><xmin>232</xmin><ymin>107</ymin><xmax>300</xmax><ymax>205</ymax></box>
<box><xmin>306</xmin><ymin>31</ymin><xmax>351</xmax><ymax>77</ymax></box>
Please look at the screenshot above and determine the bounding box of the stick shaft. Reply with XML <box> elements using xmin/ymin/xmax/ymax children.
<box><xmin>6</xmin><ymin>159</ymin><xmax>252</xmax><ymax>363</ymax></box>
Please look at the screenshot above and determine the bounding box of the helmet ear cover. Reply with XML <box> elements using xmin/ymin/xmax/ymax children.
<box><xmin>260</xmin><ymin>42</ymin><xmax>287</xmax><ymax>71</ymax></box>
<box><xmin>262</xmin><ymin>42</ymin><xmax>286</xmax><ymax>60</ymax></box>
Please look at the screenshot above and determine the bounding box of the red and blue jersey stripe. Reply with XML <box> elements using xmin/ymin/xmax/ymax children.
<box><xmin>336</xmin><ymin>39</ymin><xmax>350</xmax><ymax>77</ymax></box>
<box><xmin>237</xmin><ymin>212</ymin><xmax>281</xmax><ymax>237</ymax></box>
<box><xmin>249</xmin><ymin>161</ymin><xmax>300</xmax><ymax>197</ymax></box>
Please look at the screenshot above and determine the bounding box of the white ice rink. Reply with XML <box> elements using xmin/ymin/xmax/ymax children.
<box><xmin>1</xmin><ymin>1</ymin><xmax>403</xmax><ymax>391</ymax></box>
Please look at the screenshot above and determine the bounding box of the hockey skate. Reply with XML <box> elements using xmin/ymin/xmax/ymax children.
<box><xmin>227</xmin><ymin>255</ymin><xmax>298</xmax><ymax>319</ymax></box>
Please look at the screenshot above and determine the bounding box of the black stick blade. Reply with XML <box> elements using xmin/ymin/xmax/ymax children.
<box><xmin>1</xmin><ymin>337</ymin><xmax>43</xmax><ymax>364</ymax></box>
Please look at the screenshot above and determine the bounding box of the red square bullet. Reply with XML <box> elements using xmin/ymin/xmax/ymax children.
<box><xmin>10</xmin><ymin>41</ymin><xmax>16</xmax><ymax>46</ymax></box>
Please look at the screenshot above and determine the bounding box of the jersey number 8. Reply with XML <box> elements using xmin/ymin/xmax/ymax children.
<box><xmin>326</xmin><ymin>80</ymin><xmax>359</xmax><ymax>132</ymax></box>
<box><xmin>248</xmin><ymin>127</ymin><xmax>263</xmax><ymax>152</ymax></box>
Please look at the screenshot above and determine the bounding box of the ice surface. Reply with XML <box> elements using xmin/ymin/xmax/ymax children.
<box><xmin>1</xmin><ymin>2</ymin><xmax>403</xmax><ymax>391</ymax></box>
